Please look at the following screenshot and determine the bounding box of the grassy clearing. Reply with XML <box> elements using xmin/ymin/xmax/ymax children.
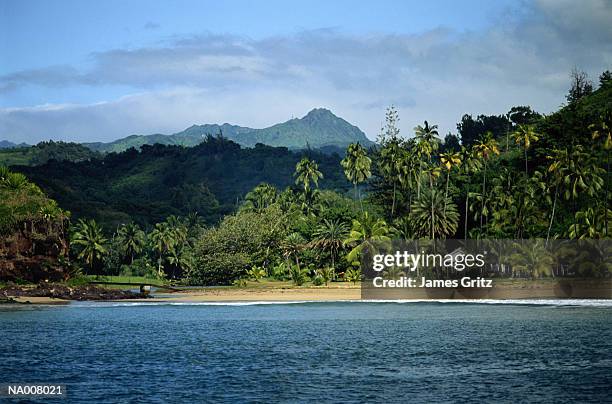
<box><xmin>82</xmin><ymin>275</ymin><xmax>168</xmax><ymax>289</ymax></box>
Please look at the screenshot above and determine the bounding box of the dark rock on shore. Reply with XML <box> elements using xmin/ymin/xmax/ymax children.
<box><xmin>0</xmin><ymin>283</ymin><xmax>148</xmax><ymax>301</ymax></box>
<box><xmin>0</xmin><ymin>220</ymin><xmax>70</xmax><ymax>283</ymax></box>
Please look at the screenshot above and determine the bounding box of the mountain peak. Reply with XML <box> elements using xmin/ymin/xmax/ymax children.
<box><xmin>84</xmin><ymin>108</ymin><xmax>373</xmax><ymax>153</ymax></box>
<box><xmin>303</xmin><ymin>108</ymin><xmax>337</xmax><ymax>120</ymax></box>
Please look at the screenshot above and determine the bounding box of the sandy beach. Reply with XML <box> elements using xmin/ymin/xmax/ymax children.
<box><xmin>3</xmin><ymin>279</ymin><xmax>610</xmax><ymax>304</ymax></box>
<box><xmin>144</xmin><ymin>287</ymin><xmax>362</xmax><ymax>302</ymax></box>
<box><xmin>139</xmin><ymin>279</ymin><xmax>612</xmax><ymax>302</ymax></box>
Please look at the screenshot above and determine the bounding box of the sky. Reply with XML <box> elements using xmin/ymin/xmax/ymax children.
<box><xmin>1</xmin><ymin>0</ymin><xmax>611</xmax><ymax>144</ymax></box>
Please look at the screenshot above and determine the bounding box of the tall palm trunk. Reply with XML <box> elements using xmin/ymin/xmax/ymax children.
<box><xmin>546</xmin><ymin>184</ymin><xmax>558</xmax><ymax>244</ymax></box>
<box><xmin>464</xmin><ymin>190</ymin><xmax>470</xmax><ymax>241</ymax></box>
<box><xmin>354</xmin><ymin>182</ymin><xmax>363</xmax><ymax>213</ymax></box>
<box><xmin>417</xmin><ymin>162</ymin><xmax>422</xmax><ymax>199</ymax></box>
<box><xmin>444</xmin><ymin>170</ymin><xmax>450</xmax><ymax>215</ymax></box>
<box><xmin>481</xmin><ymin>161</ymin><xmax>487</xmax><ymax>233</ymax></box>
<box><xmin>430</xmin><ymin>174</ymin><xmax>435</xmax><ymax>240</ymax></box>
<box><xmin>524</xmin><ymin>147</ymin><xmax>529</xmax><ymax>176</ymax></box>
<box><xmin>294</xmin><ymin>254</ymin><xmax>301</xmax><ymax>271</ymax></box>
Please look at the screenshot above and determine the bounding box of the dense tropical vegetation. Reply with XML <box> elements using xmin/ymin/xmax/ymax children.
<box><xmin>16</xmin><ymin>138</ymin><xmax>349</xmax><ymax>229</ymax></box>
<box><xmin>0</xmin><ymin>140</ymin><xmax>100</xmax><ymax>166</ymax></box>
<box><xmin>1</xmin><ymin>69</ymin><xmax>611</xmax><ymax>285</ymax></box>
<box><xmin>0</xmin><ymin>166</ymin><xmax>70</xmax><ymax>283</ymax></box>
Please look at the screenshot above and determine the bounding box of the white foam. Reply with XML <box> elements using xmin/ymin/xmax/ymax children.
<box><xmin>67</xmin><ymin>298</ymin><xmax>612</xmax><ymax>308</ymax></box>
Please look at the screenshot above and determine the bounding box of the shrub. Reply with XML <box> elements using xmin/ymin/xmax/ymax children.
<box><xmin>344</xmin><ymin>268</ymin><xmax>362</xmax><ymax>284</ymax></box>
<box><xmin>289</xmin><ymin>265</ymin><xmax>309</xmax><ymax>286</ymax></box>
<box><xmin>189</xmin><ymin>252</ymin><xmax>250</xmax><ymax>285</ymax></box>
<box><xmin>246</xmin><ymin>266</ymin><xmax>266</xmax><ymax>282</ymax></box>
<box><xmin>271</xmin><ymin>262</ymin><xmax>289</xmax><ymax>280</ymax></box>
<box><xmin>316</xmin><ymin>267</ymin><xmax>336</xmax><ymax>286</ymax></box>
<box><xmin>119</xmin><ymin>257</ymin><xmax>157</xmax><ymax>278</ymax></box>
<box><xmin>312</xmin><ymin>275</ymin><xmax>325</xmax><ymax>286</ymax></box>
<box><xmin>233</xmin><ymin>278</ymin><xmax>248</xmax><ymax>287</ymax></box>
<box><xmin>189</xmin><ymin>205</ymin><xmax>290</xmax><ymax>285</ymax></box>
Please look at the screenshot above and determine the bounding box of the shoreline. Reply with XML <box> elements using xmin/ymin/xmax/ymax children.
<box><xmin>2</xmin><ymin>279</ymin><xmax>610</xmax><ymax>305</ymax></box>
<box><xmin>139</xmin><ymin>279</ymin><xmax>612</xmax><ymax>302</ymax></box>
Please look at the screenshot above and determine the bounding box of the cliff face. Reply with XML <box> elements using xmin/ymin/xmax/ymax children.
<box><xmin>0</xmin><ymin>220</ymin><xmax>69</xmax><ymax>283</ymax></box>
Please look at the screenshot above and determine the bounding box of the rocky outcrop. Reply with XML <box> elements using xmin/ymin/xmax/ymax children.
<box><xmin>0</xmin><ymin>283</ymin><xmax>147</xmax><ymax>301</ymax></box>
<box><xmin>0</xmin><ymin>220</ymin><xmax>69</xmax><ymax>283</ymax></box>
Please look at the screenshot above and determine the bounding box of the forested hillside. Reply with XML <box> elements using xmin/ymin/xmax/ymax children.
<box><xmin>0</xmin><ymin>166</ymin><xmax>70</xmax><ymax>282</ymax></box>
<box><xmin>17</xmin><ymin>137</ymin><xmax>351</xmax><ymax>230</ymax></box>
<box><xmin>0</xmin><ymin>141</ymin><xmax>100</xmax><ymax>166</ymax></box>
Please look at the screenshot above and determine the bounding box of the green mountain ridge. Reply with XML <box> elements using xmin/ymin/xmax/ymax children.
<box><xmin>83</xmin><ymin>108</ymin><xmax>374</xmax><ymax>153</ymax></box>
<box><xmin>0</xmin><ymin>141</ymin><xmax>101</xmax><ymax>166</ymax></box>
<box><xmin>16</xmin><ymin>138</ymin><xmax>350</xmax><ymax>229</ymax></box>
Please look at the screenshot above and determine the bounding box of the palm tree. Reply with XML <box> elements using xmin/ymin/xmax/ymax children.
<box><xmin>568</xmin><ymin>206</ymin><xmax>612</xmax><ymax>239</ymax></box>
<box><xmin>149</xmin><ymin>222</ymin><xmax>176</xmax><ymax>277</ymax></box>
<box><xmin>460</xmin><ymin>146</ymin><xmax>482</xmax><ymax>240</ymax></box>
<box><xmin>590</xmin><ymin>109</ymin><xmax>612</xmax><ymax>237</ymax></box>
<box><xmin>509</xmin><ymin>240</ymin><xmax>553</xmax><ymax>279</ymax></box>
<box><xmin>546</xmin><ymin>149</ymin><xmax>569</xmax><ymax>242</ymax></box>
<box><xmin>166</xmin><ymin>249</ymin><xmax>193</xmax><ymax>279</ymax></box>
<box><xmin>414</xmin><ymin>121</ymin><xmax>441</xmax><ymax>198</ymax></box>
<box><xmin>341</xmin><ymin>143</ymin><xmax>372</xmax><ymax>210</ymax></box>
<box><xmin>410</xmin><ymin>188</ymin><xmax>459</xmax><ymax>239</ymax></box>
<box><xmin>378</xmin><ymin>140</ymin><xmax>403</xmax><ymax>216</ymax></box>
<box><xmin>72</xmin><ymin>218</ymin><xmax>107</xmax><ymax>273</ymax></box>
<box><xmin>414</xmin><ymin>121</ymin><xmax>440</xmax><ymax>158</ymax></box>
<box><xmin>311</xmin><ymin>219</ymin><xmax>349</xmax><ymax>270</ymax></box>
<box><xmin>397</xmin><ymin>147</ymin><xmax>419</xmax><ymax>212</ymax></box>
<box><xmin>282</xmin><ymin>232</ymin><xmax>305</xmax><ymax>270</ymax></box>
<box><xmin>561</xmin><ymin>146</ymin><xmax>605</xmax><ymax>237</ymax></box>
<box><xmin>439</xmin><ymin>151</ymin><xmax>462</xmax><ymax>214</ymax></box>
<box><xmin>242</xmin><ymin>183</ymin><xmax>278</xmax><ymax>212</ymax></box>
<box><xmin>185</xmin><ymin>211</ymin><xmax>205</xmax><ymax>239</ymax></box>
<box><xmin>512</xmin><ymin>175</ymin><xmax>542</xmax><ymax>239</ymax></box>
<box><xmin>513</xmin><ymin>124</ymin><xmax>540</xmax><ymax>175</ymax></box>
<box><xmin>343</xmin><ymin>212</ymin><xmax>391</xmax><ymax>264</ymax></box>
<box><xmin>473</xmin><ymin>132</ymin><xmax>500</xmax><ymax>233</ymax></box>
<box><xmin>116</xmin><ymin>223</ymin><xmax>145</xmax><ymax>264</ymax></box>
<box><xmin>294</xmin><ymin>157</ymin><xmax>323</xmax><ymax>207</ymax></box>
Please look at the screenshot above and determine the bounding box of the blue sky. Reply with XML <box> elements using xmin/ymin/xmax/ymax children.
<box><xmin>1</xmin><ymin>0</ymin><xmax>611</xmax><ymax>143</ymax></box>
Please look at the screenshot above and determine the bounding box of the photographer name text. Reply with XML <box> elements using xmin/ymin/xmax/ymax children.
<box><xmin>372</xmin><ymin>276</ymin><xmax>493</xmax><ymax>288</ymax></box>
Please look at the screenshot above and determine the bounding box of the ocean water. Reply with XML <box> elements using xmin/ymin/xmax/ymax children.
<box><xmin>1</xmin><ymin>301</ymin><xmax>611</xmax><ymax>403</ymax></box>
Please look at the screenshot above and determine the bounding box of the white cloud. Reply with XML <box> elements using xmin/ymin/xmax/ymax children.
<box><xmin>1</xmin><ymin>0</ymin><xmax>611</xmax><ymax>144</ymax></box>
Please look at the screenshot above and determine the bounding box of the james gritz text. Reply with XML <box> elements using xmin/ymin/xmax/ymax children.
<box><xmin>372</xmin><ymin>277</ymin><xmax>493</xmax><ymax>288</ymax></box>
<box><xmin>372</xmin><ymin>251</ymin><xmax>486</xmax><ymax>272</ymax></box>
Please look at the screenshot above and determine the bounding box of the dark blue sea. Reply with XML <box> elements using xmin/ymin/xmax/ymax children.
<box><xmin>1</xmin><ymin>300</ymin><xmax>611</xmax><ymax>403</ymax></box>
